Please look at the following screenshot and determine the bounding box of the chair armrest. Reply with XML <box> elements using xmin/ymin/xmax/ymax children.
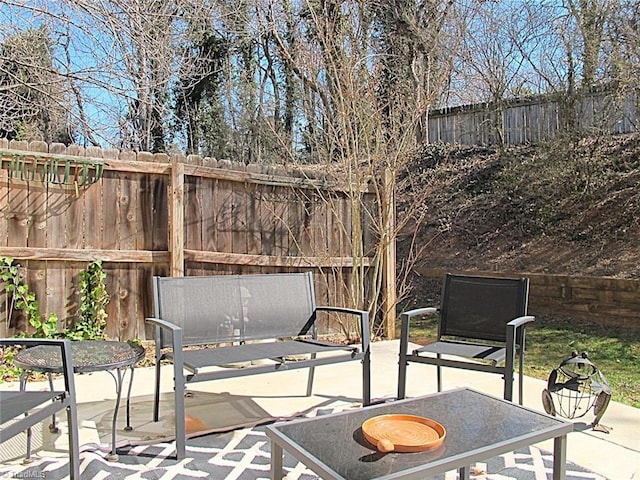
<box><xmin>398</xmin><ymin>307</ymin><xmax>438</xmax><ymax>351</ymax></box>
<box><xmin>401</xmin><ymin>307</ymin><xmax>438</xmax><ymax>319</ymax></box>
<box><xmin>145</xmin><ymin>317</ymin><xmax>184</xmax><ymax>354</ymax></box>
<box><xmin>315</xmin><ymin>306</ymin><xmax>370</xmax><ymax>349</ymax></box>
<box><xmin>396</xmin><ymin>307</ymin><xmax>437</xmax><ymax>362</ymax></box>
<box><xmin>507</xmin><ymin>315</ymin><xmax>535</xmax><ymax>329</ymax></box>
<box><xmin>316</xmin><ymin>306</ymin><xmax>366</xmax><ymax>316</ymax></box>
<box><xmin>505</xmin><ymin>315</ymin><xmax>535</xmax><ymax>354</ymax></box>
<box><xmin>400</xmin><ymin>307</ymin><xmax>438</xmax><ymax>331</ymax></box>
<box><xmin>145</xmin><ymin>317</ymin><xmax>182</xmax><ymax>332</ymax></box>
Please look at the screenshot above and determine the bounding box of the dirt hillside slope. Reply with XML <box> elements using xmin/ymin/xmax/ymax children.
<box><xmin>397</xmin><ymin>133</ymin><xmax>640</xmax><ymax>298</ymax></box>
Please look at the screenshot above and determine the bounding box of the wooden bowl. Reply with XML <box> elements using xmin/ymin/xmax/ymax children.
<box><xmin>362</xmin><ymin>414</ymin><xmax>446</xmax><ymax>453</ymax></box>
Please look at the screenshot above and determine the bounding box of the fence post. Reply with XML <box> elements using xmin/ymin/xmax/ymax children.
<box><xmin>170</xmin><ymin>162</ymin><xmax>184</xmax><ymax>277</ymax></box>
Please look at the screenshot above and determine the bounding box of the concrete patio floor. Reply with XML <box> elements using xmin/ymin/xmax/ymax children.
<box><xmin>4</xmin><ymin>339</ymin><xmax>640</xmax><ymax>479</ymax></box>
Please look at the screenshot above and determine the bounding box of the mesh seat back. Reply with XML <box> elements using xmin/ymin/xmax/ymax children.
<box><xmin>154</xmin><ymin>272</ymin><xmax>316</xmax><ymax>348</ymax></box>
<box><xmin>440</xmin><ymin>274</ymin><xmax>529</xmax><ymax>344</ymax></box>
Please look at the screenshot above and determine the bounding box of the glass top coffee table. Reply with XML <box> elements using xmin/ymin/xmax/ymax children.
<box><xmin>266</xmin><ymin>388</ymin><xmax>573</xmax><ymax>480</ymax></box>
<box><xmin>15</xmin><ymin>340</ymin><xmax>145</xmax><ymax>461</ymax></box>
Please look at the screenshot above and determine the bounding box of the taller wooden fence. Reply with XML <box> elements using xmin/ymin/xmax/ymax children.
<box><xmin>0</xmin><ymin>140</ymin><xmax>389</xmax><ymax>341</ymax></box>
<box><xmin>428</xmin><ymin>89</ymin><xmax>638</xmax><ymax>146</ymax></box>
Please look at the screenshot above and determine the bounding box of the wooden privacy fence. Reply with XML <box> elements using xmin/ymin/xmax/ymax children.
<box><xmin>428</xmin><ymin>89</ymin><xmax>638</xmax><ymax>146</ymax></box>
<box><xmin>418</xmin><ymin>268</ymin><xmax>639</xmax><ymax>330</ymax></box>
<box><xmin>0</xmin><ymin>139</ymin><xmax>393</xmax><ymax>341</ymax></box>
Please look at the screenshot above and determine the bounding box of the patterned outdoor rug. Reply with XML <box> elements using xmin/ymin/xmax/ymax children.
<box><xmin>0</xmin><ymin>427</ymin><xmax>608</xmax><ymax>480</ymax></box>
<box><xmin>0</xmin><ymin>407</ymin><xmax>607</xmax><ymax>480</ymax></box>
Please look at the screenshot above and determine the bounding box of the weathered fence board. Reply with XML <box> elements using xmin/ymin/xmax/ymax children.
<box><xmin>65</xmin><ymin>186</ymin><xmax>83</xmax><ymax>249</ymax></box>
<box><xmin>232</xmin><ymin>183</ymin><xmax>247</xmax><ymax>255</ymax></box>
<box><xmin>45</xmin><ymin>262</ymin><xmax>66</xmax><ymax>333</ymax></box>
<box><xmin>185</xmin><ymin>175</ymin><xmax>202</xmax><ymax>252</ymax></box>
<box><xmin>113</xmin><ymin>263</ymin><xmax>139</xmax><ymax>341</ymax></box>
<box><xmin>8</xmin><ymin>182</ymin><xmax>28</xmax><ymax>247</ymax></box>
<box><xmin>102</xmin><ymin>172</ymin><xmax>120</xmax><ymax>250</ymax></box>
<box><xmin>120</xmin><ymin>173</ymin><xmax>139</xmax><ymax>251</ymax></box>
<box><xmin>200</xmin><ymin>177</ymin><xmax>216</xmax><ymax>253</ymax></box>
<box><xmin>151</xmin><ymin>176</ymin><xmax>168</xmax><ymax>252</ymax></box>
<box><xmin>215</xmin><ymin>179</ymin><xmax>233</xmax><ymax>255</ymax></box>
<box><xmin>85</xmin><ymin>177</ymin><xmax>103</xmax><ymax>249</ymax></box>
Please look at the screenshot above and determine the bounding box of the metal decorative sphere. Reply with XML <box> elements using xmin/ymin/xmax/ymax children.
<box><xmin>542</xmin><ymin>351</ymin><xmax>611</xmax><ymax>430</ymax></box>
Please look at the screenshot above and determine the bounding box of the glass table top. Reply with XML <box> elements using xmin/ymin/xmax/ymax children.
<box><xmin>268</xmin><ymin>388</ymin><xmax>572</xmax><ymax>480</ymax></box>
<box><xmin>14</xmin><ymin>340</ymin><xmax>145</xmax><ymax>373</ymax></box>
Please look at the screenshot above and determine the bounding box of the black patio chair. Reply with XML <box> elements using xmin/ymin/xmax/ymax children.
<box><xmin>397</xmin><ymin>273</ymin><xmax>534</xmax><ymax>404</ymax></box>
<box><xmin>0</xmin><ymin>338</ymin><xmax>80</xmax><ymax>479</ymax></box>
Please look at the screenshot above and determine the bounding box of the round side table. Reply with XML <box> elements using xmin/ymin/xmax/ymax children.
<box><xmin>15</xmin><ymin>340</ymin><xmax>145</xmax><ymax>461</ymax></box>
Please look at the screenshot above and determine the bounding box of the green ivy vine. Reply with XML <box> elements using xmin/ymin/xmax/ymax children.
<box><xmin>0</xmin><ymin>256</ymin><xmax>58</xmax><ymax>338</ymax></box>
<box><xmin>67</xmin><ymin>260</ymin><xmax>109</xmax><ymax>340</ymax></box>
<box><xmin>1</xmin><ymin>257</ymin><xmax>114</xmax><ymax>382</ymax></box>
<box><xmin>0</xmin><ymin>257</ymin><xmax>109</xmax><ymax>340</ymax></box>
